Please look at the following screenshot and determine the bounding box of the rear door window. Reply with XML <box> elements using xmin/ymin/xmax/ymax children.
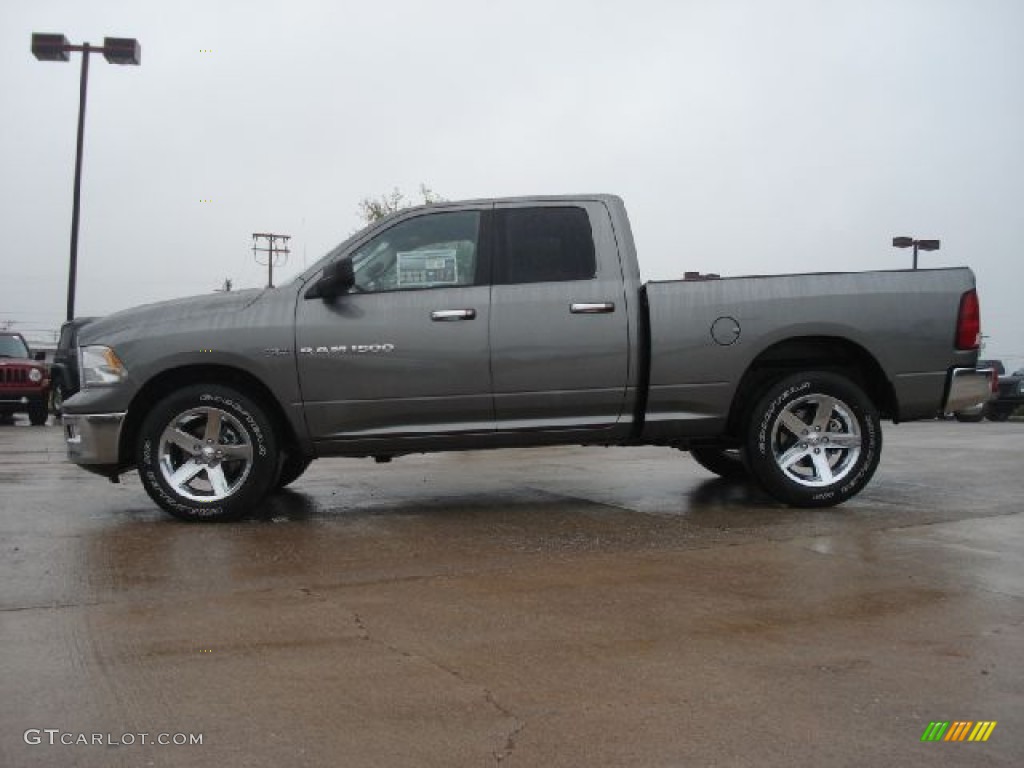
<box><xmin>495</xmin><ymin>207</ymin><xmax>596</xmax><ymax>284</ymax></box>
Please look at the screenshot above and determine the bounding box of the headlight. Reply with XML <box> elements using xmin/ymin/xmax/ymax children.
<box><xmin>28</xmin><ymin>368</ymin><xmax>43</xmax><ymax>383</ymax></box>
<box><xmin>80</xmin><ymin>345</ymin><xmax>128</xmax><ymax>387</ymax></box>
<box><xmin>1019</xmin><ymin>380</ymin><xmax>1024</xmax><ymax>395</ymax></box>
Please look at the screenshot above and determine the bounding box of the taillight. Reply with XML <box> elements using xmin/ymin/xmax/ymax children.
<box><xmin>955</xmin><ymin>289</ymin><xmax>981</xmax><ymax>350</ymax></box>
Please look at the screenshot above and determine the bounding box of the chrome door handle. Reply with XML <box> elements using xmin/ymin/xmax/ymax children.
<box><xmin>570</xmin><ymin>302</ymin><xmax>615</xmax><ymax>314</ymax></box>
<box><xmin>431</xmin><ymin>309</ymin><xmax>477</xmax><ymax>321</ymax></box>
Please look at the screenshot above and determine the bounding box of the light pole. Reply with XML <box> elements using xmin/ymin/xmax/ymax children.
<box><xmin>31</xmin><ymin>34</ymin><xmax>141</xmax><ymax>321</ymax></box>
<box><xmin>892</xmin><ymin>236</ymin><xmax>940</xmax><ymax>270</ymax></box>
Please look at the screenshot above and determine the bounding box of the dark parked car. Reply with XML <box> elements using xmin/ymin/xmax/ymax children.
<box><xmin>49</xmin><ymin>317</ymin><xmax>96</xmax><ymax>416</ymax></box>
<box><xmin>986</xmin><ymin>365</ymin><xmax>1024</xmax><ymax>421</ymax></box>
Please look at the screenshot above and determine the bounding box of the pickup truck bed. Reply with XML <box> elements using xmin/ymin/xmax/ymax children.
<box><xmin>643</xmin><ymin>267</ymin><xmax>976</xmax><ymax>433</ymax></box>
<box><xmin>63</xmin><ymin>194</ymin><xmax>992</xmax><ymax>521</ymax></box>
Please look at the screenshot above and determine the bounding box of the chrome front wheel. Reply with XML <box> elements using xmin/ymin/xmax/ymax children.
<box><xmin>138</xmin><ymin>385</ymin><xmax>278</xmax><ymax>521</ymax></box>
<box><xmin>157</xmin><ymin>406</ymin><xmax>254</xmax><ymax>502</ymax></box>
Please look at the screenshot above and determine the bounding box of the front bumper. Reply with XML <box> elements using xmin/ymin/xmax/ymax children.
<box><xmin>0</xmin><ymin>386</ymin><xmax>49</xmax><ymax>409</ymax></box>
<box><xmin>943</xmin><ymin>367</ymin><xmax>996</xmax><ymax>414</ymax></box>
<box><xmin>63</xmin><ymin>412</ymin><xmax>126</xmax><ymax>465</ymax></box>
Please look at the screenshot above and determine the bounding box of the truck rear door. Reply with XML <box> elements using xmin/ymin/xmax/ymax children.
<box><xmin>489</xmin><ymin>201</ymin><xmax>630</xmax><ymax>430</ymax></box>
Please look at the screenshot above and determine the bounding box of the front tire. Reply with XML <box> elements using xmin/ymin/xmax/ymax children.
<box><xmin>744</xmin><ymin>371</ymin><xmax>881</xmax><ymax>508</ymax></box>
<box><xmin>137</xmin><ymin>384</ymin><xmax>278</xmax><ymax>522</ymax></box>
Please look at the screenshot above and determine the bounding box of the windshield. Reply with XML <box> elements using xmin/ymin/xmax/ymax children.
<box><xmin>0</xmin><ymin>335</ymin><xmax>30</xmax><ymax>358</ymax></box>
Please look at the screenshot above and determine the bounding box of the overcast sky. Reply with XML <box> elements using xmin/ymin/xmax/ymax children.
<box><xmin>3</xmin><ymin>0</ymin><xmax>1022</xmax><ymax>365</ymax></box>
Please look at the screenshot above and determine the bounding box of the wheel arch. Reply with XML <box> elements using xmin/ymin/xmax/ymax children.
<box><xmin>118</xmin><ymin>364</ymin><xmax>302</xmax><ymax>468</ymax></box>
<box><xmin>727</xmin><ymin>336</ymin><xmax>895</xmax><ymax>437</ymax></box>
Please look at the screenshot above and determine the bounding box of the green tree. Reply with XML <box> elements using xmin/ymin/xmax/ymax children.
<box><xmin>357</xmin><ymin>184</ymin><xmax>446</xmax><ymax>224</ymax></box>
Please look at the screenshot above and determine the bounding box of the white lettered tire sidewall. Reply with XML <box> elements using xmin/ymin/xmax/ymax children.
<box><xmin>138</xmin><ymin>384</ymin><xmax>278</xmax><ymax>521</ymax></box>
<box><xmin>744</xmin><ymin>371</ymin><xmax>882</xmax><ymax>508</ymax></box>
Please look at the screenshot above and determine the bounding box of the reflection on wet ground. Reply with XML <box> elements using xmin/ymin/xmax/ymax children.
<box><xmin>1</xmin><ymin>420</ymin><xmax>1022</xmax><ymax>767</ymax></box>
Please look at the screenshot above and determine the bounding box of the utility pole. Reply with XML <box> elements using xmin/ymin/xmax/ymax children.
<box><xmin>252</xmin><ymin>233</ymin><xmax>290</xmax><ymax>288</ymax></box>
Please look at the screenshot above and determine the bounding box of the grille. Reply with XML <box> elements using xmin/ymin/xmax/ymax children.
<box><xmin>0</xmin><ymin>367</ymin><xmax>29</xmax><ymax>385</ymax></box>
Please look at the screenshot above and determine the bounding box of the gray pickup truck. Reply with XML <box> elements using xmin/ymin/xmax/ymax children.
<box><xmin>63</xmin><ymin>195</ymin><xmax>991</xmax><ymax>521</ymax></box>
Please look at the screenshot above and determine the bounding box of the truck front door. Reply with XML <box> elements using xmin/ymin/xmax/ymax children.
<box><xmin>296</xmin><ymin>208</ymin><xmax>494</xmax><ymax>443</ymax></box>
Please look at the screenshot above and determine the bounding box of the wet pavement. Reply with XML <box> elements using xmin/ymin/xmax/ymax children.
<box><xmin>1</xmin><ymin>418</ymin><xmax>1021</xmax><ymax>766</ymax></box>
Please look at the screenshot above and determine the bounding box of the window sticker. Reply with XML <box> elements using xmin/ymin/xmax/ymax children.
<box><xmin>397</xmin><ymin>249</ymin><xmax>459</xmax><ymax>287</ymax></box>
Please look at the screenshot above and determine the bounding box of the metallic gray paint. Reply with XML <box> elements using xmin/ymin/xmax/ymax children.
<box><xmin>644</xmin><ymin>267</ymin><xmax>977</xmax><ymax>430</ymax></box>
<box><xmin>67</xmin><ymin>284</ymin><xmax>307</xmax><ymax>455</ymax></box>
<box><xmin>490</xmin><ymin>200</ymin><xmax>633</xmax><ymax>437</ymax></box>
<box><xmin>63</xmin><ymin>194</ymin><xmax>979</xmax><ymax>474</ymax></box>
<box><xmin>296</xmin><ymin>284</ymin><xmax>494</xmax><ymax>439</ymax></box>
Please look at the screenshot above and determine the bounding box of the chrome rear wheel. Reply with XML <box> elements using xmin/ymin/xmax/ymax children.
<box><xmin>745</xmin><ymin>372</ymin><xmax>881</xmax><ymax>507</ymax></box>
<box><xmin>769</xmin><ymin>393</ymin><xmax>862</xmax><ymax>488</ymax></box>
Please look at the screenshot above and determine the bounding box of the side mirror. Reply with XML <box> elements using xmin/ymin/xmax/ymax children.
<box><xmin>305</xmin><ymin>258</ymin><xmax>355</xmax><ymax>300</ymax></box>
<box><xmin>33</xmin><ymin>351</ymin><xmax>46</xmax><ymax>362</ymax></box>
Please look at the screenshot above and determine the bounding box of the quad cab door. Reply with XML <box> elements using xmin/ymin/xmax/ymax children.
<box><xmin>489</xmin><ymin>201</ymin><xmax>631</xmax><ymax>432</ymax></box>
<box><xmin>296</xmin><ymin>207</ymin><xmax>494</xmax><ymax>445</ymax></box>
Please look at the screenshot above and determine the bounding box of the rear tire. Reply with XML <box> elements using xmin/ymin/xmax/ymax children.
<box><xmin>744</xmin><ymin>371</ymin><xmax>881</xmax><ymax>508</ymax></box>
<box><xmin>689</xmin><ymin>446</ymin><xmax>747</xmax><ymax>478</ymax></box>
<box><xmin>985</xmin><ymin>408</ymin><xmax>1011</xmax><ymax>422</ymax></box>
<box><xmin>137</xmin><ymin>384</ymin><xmax>278</xmax><ymax>522</ymax></box>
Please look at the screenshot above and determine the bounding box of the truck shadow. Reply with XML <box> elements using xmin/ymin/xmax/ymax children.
<box><xmin>687</xmin><ymin>476</ymin><xmax>779</xmax><ymax>509</ymax></box>
<box><xmin>253</xmin><ymin>489</ymin><xmax>320</xmax><ymax>521</ymax></box>
<box><xmin>250</xmin><ymin>475</ymin><xmax>789</xmax><ymax>526</ymax></box>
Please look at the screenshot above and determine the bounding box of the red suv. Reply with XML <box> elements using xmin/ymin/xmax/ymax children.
<box><xmin>0</xmin><ymin>332</ymin><xmax>50</xmax><ymax>426</ymax></box>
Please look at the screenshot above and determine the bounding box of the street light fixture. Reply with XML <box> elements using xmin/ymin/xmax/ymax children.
<box><xmin>31</xmin><ymin>33</ymin><xmax>141</xmax><ymax>322</ymax></box>
<box><xmin>892</xmin><ymin>236</ymin><xmax>940</xmax><ymax>270</ymax></box>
